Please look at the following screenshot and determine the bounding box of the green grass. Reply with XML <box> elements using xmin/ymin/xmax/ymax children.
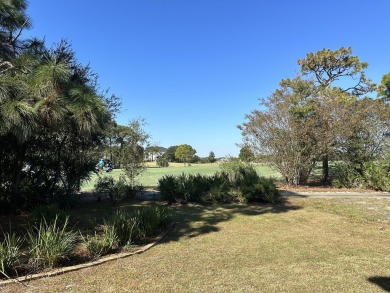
<box><xmin>4</xmin><ymin>197</ymin><xmax>390</xmax><ymax>292</ymax></box>
<box><xmin>81</xmin><ymin>162</ymin><xmax>281</xmax><ymax>191</ymax></box>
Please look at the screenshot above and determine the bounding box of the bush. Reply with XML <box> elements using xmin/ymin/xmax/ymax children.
<box><xmin>27</xmin><ymin>216</ymin><xmax>78</xmax><ymax>269</ymax></box>
<box><xmin>105</xmin><ymin>209</ymin><xmax>138</xmax><ymax>246</ymax></box>
<box><xmin>253</xmin><ymin>177</ymin><xmax>280</xmax><ymax>203</ymax></box>
<box><xmin>105</xmin><ymin>207</ymin><xmax>172</xmax><ymax>247</ymax></box>
<box><xmin>94</xmin><ymin>175</ymin><xmax>135</xmax><ymax>201</ymax></box>
<box><xmin>82</xmin><ymin>224</ymin><xmax>117</xmax><ymax>258</ymax></box>
<box><xmin>363</xmin><ymin>159</ymin><xmax>390</xmax><ymax>191</ymax></box>
<box><xmin>158</xmin><ymin>175</ymin><xmax>178</xmax><ymax>203</ymax></box>
<box><xmin>332</xmin><ymin>162</ymin><xmax>363</xmax><ymax>188</ymax></box>
<box><xmin>158</xmin><ymin>168</ymin><xmax>279</xmax><ymax>204</ymax></box>
<box><xmin>0</xmin><ymin>232</ymin><xmax>22</xmax><ymax>276</ymax></box>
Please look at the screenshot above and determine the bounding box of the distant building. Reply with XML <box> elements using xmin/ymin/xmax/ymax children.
<box><xmin>145</xmin><ymin>146</ymin><xmax>167</xmax><ymax>161</ymax></box>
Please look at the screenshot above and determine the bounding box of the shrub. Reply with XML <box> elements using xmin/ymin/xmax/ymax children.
<box><xmin>27</xmin><ymin>216</ymin><xmax>78</xmax><ymax>269</ymax></box>
<box><xmin>82</xmin><ymin>224</ymin><xmax>117</xmax><ymax>258</ymax></box>
<box><xmin>0</xmin><ymin>232</ymin><xmax>22</xmax><ymax>276</ymax></box>
<box><xmin>105</xmin><ymin>209</ymin><xmax>139</xmax><ymax>246</ymax></box>
<box><xmin>158</xmin><ymin>168</ymin><xmax>279</xmax><ymax>204</ymax></box>
<box><xmin>254</xmin><ymin>177</ymin><xmax>280</xmax><ymax>203</ymax></box>
<box><xmin>95</xmin><ymin>175</ymin><xmax>135</xmax><ymax>201</ymax></box>
<box><xmin>158</xmin><ymin>175</ymin><xmax>178</xmax><ymax>203</ymax></box>
<box><xmin>105</xmin><ymin>206</ymin><xmax>172</xmax><ymax>247</ymax></box>
<box><xmin>332</xmin><ymin>162</ymin><xmax>363</xmax><ymax>188</ymax></box>
<box><xmin>136</xmin><ymin>206</ymin><xmax>172</xmax><ymax>238</ymax></box>
<box><xmin>363</xmin><ymin>159</ymin><xmax>390</xmax><ymax>191</ymax></box>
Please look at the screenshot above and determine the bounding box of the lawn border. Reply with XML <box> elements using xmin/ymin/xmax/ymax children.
<box><xmin>0</xmin><ymin>222</ymin><xmax>175</xmax><ymax>287</ymax></box>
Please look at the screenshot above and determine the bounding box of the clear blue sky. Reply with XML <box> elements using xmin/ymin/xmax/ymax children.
<box><xmin>26</xmin><ymin>0</ymin><xmax>389</xmax><ymax>157</ymax></box>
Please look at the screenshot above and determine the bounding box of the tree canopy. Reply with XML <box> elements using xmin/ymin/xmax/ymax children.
<box><xmin>0</xmin><ymin>1</ymin><xmax>117</xmax><ymax>212</ymax></box>
<box><xmin>175</xmin><ymin>144</ymin><xmax>196</xmax><ymax>165</ymax></box>
<box><xmin>240</xmin><ymin>47</ymin><xmax>390</xmax><ymax>186</ymax></box>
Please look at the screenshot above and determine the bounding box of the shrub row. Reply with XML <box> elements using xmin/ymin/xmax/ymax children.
<box><xmin>158</xmin><ymin>166</ymin><xmax>280</xmax><ymax>204</ymax></box>
<box><xmin>333</xmin><ymin>156</ymin><xmax>390</xmax><ymax>191</ymax></box>
<box><xmin>0</xmin><ymin>205</ymin><xmax>172</xmax><ymax>277</ymax></box>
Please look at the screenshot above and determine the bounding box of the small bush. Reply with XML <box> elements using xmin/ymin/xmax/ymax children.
<box><xmin>254</xmin><ymin>177</ymin><xmax>280</xmax><ymax>203</ymax></box>
<box><xmin>332</xmin><ymin>163</ymin><xmax>363</xmax><ymax>188</ymax></box>
<box><xmin>158</xmin><ymin>175</ymin><xmax>178</xmax><ymax>203</ymax></box>
<box><xmin>95</xmin><ymin>175</ymin><xmax>135</xmax><ymax>201</ymax></box>
<box><xmin>0</xmin><ymin>232</ymin><xmax>22</xmax><ymax>276</ymax></box>
<box><xmin>363</xmin><ymin>159</ymin><xmax>390</xmax><ymax>191</ymax></box>
<box><xmin>27</xmin><ymin>216</ymin><xmax>78</xmax><ymax>269</ymax></box>
<box><xmin>82</xmin><ymin>224</ymin><xmax>117</xmax><ymax>258</ymax></box>
<box><xmin>105</xmin><ymin>209</ymin><xmax>139</xmax><ymax>246</ymax></box>
<box><xmin>105</xmin><ymin>206</ymin><xmax>172</xmax><ymax>247</ymax></box>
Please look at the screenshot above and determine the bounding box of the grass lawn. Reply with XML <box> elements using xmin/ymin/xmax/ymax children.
<box><xmin>81</xmin><ymin>162</ymin><xmax>281</xmax><ymax>191</ymax></box>
<box><xmin>4</xmin><ymin>197</ymin><xmax>390</xmax><ymax>292</ymax></box>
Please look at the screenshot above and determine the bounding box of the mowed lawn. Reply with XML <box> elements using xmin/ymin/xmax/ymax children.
<box><xmin>81</xmin><ymin>162</ymin><xmax>281</xmax><ymax>191</ymax></box>
<box><xmin>5</xmin><ymin>197</ymin><xmax>390</xmax><ymax>292</ymax></box>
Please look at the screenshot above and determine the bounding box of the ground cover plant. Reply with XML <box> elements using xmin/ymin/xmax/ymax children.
<box><xmin>0</xmin><ymin>202</ymin><xmax>172</xmax><ymax>279</ymax></box>
<box><xmin>3</xmin><ymin>196</ymin><xmax>390</xmax><ymax>292</ymax></box>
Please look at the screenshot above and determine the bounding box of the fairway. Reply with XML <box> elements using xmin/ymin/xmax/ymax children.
<box><xmin>81</xmin><ymin>162</ymin><xmax>281</xmax><ymax>191</ymax></box>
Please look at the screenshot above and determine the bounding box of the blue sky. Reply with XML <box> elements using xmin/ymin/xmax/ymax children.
<box><xmin>26</xmin><ymin>0</ymin><xmax>389</xmax><ymax>157</ymax></box>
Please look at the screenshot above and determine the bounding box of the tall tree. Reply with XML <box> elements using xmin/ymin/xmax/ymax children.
<box><xmin>297</xmin><ymin>47</ymin><xmax>375</xmax><ymax>182</ymax></box>
<box><xmin>0</xmin><ymin>1</ymin><xmax>114</xmax><ymax>211</ymax></box>
<box><xmin>239</xmin><ymin>146</ymin><xmax>255</xmax><ymax>162</ymax></box>
<box><xmin>175</xmin><ymin>144</ymin><xmax>196</xmax><ymax>166</ymax></box>
<box><xmin>208</xmin><ymin>151</ymin><xmax>216</xmax><ymax>164</ymax></box>
<box><xmin>164</xmin><ymin>145</ymin><xmax>178</xmax><ymax>162</ymax></box>
<box><xmin>240</xmin><ymin>77</ymin><xmax>319</xmax><ymax>185</ymax></box>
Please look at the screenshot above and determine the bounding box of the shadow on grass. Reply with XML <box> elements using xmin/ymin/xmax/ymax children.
<box><xmin>368</xmin><ymin>276</ymin><xmax>390</xmax><ymax>292</ymax></box>
<box><xmin>161</xmin><ymin>199</ymin><xmax>302</xmax><ymax>243</ymax></box>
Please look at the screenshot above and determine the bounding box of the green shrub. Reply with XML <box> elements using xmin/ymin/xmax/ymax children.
<box><xmin>158</xmin><ymin>175</ymin><xmax>178</xmax><ymax>203</ymax></box>
<box><xmin>184</xmin><ymin>174</ymin><xmax>211</xmax><ymax>202</ymax></box>
<box><xmin>158</xmin><ymin>169</ymin><xmax>279</xmax><ymax>204</ymax></box>
<box><xmin>363</xmin><ymin>159</ymin><xmax>390</xmax><ymax>191</ymax></box>
<box><xmin>95</xmin><ymin>175</ymin><xmax>135</xmax><ymax>201</ymax></box>
<box><xmin>82</xmin><ymin>224</ymin><xmax>117</xmax><ymax>258</ymax></box>
<box><xmin>0</xmin><ymin>232</ymin><xmax>22</xmax><ymax>275</ymax></box>
<box><xmin>332</xmin><ymin>162</ymin><xmax>363</xmax><ymax>188</ymax></box>
<box><xmin>135</xmin><ymin>206</ymin><xmax>172</xmax><ymax>238</ymax></box>
<box><xmin>105</xmin><ymin>209</ymin><xmax>139</xmax><ymax>246</ymax></box>
<box><xmin>112</xmin><ymin>176</ymin><xmax>136</xmax><ymax>200</ymax></box>
<box><xmin>27</xmin><ymin>216</ymin><xmax>78</xmax><ymax>269</ymax></box>
<box><xmin>105</xmin><ymin>207</ymin><xmax>172</xmax><ymax>247</ymax></box>
<box><xmin>254</xmin><ymin>177</ymin><xmax>280</xmax><ymax>203</ymax></box>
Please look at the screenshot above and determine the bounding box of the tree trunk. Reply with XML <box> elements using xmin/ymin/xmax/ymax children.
<box><xmin>322</xmin><ymin>154</ymin><xmax>329</xmax><ymax>183</ymax></box>
<box><xmin>11</xmin><ymin>143</ymin><xmax>27</xmax><ymax>211</ymax></box>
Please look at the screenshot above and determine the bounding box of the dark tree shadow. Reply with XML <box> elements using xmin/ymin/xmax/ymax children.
<box><xmin>368</xmin><ymin>276</ymin><xmax>390</xmax><ymax>292</ymax></box>
<box><xmin>160</xmin><ymin>199</ymin><xmax>302</xmax><ymax>243</ymax></box>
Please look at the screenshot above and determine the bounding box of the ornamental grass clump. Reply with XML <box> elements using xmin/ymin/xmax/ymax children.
<box><xmin>105</xmin><ymin>207</ymin><xmax>172</xmax><ymax>247</ymax></box>
<box><xmin>0</xmin><ymin>232</ymin><xmax>23</xmax><ymax>276</ymax></box>
<box><xmin>82</xmin><ymin>224</ymin><xmax>117</xmax><ymax>259</ymax></box>
<box><xmin>27</xmin><ymin>215</ymin><xmax>78</xmax><ymax>269</ymax></box>
<box><xmin>105</xmin><ymin>209</ymin><xmax>139</xmax><ymax>246</ymax></box>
